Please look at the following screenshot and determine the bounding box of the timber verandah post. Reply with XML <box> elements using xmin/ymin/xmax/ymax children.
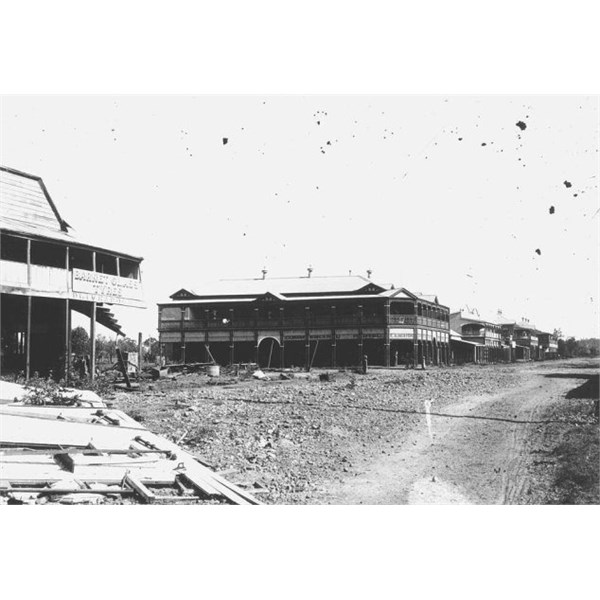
<box><xmin>229</xmin><ymin>308</ymin><xmax>235</xmax><ymax>366</ymax></box>
<box><xmin>254</xmin><ymin>307</ymin><xmax>259</xmax><ymax>365</ymax></box>
<box><xmin>204</xmin><ymin>309</ymin><xmax>210</xmax><ymax>363</ymax></box>
<box><xmin>90</xmin><ymin>302</ymin><xmax>97</xmax><ymax>380</ymax></box>
<box><xmin>304</xmin><ymin>306</ymin><xmax>311</xmax><ymax>371</ymax></box>
<box><xmin>90</xmin><ymin>251</ymin><xmax>97</xmax><ymax>380</ymax></box>
<box><xmin>25</xmin><ymin>239</ymin><xmax>32</xmax><ymax>380</ymax></box>
<box><xmin>357</xmin><ymin>304</ymin><xmax>363</xmax><ymax>367</ymax></box>
<box><xmin>384</xmin><ymin>299</ymin><xmax>391</xmax><ymax>367</ymax></box>
<box><xmin>180</xmin><ymin>307</ymin><xmax>186</xmax><ymax>364</ymax></box>
<box><xmin>331</xmin><ymin>305</ymin><xmax>337</xmax><ymax>368</ymax></box>
<box><xmin>279</xmin><ymin>306</ymin><xmax>285</xmax><ymax>368</ymax></box>
<box><xmin>64</xmin><ymin>246</ymin><xmax>71</xmax><ymax>383</ymax></box>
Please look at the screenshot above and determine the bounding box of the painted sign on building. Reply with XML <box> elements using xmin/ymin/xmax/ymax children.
<box><xmin>390</xmin><ymin>328</ymin><xmax>414</xmax><ymax>340</ymax></box>
<box><xmin>72</xmin><ymin>268</ymin><xmax>143</xmax><ymax>307</ymax></box>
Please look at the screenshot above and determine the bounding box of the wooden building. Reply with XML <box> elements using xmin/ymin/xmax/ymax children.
<box><xmin>158</xmin><ymin>272</ymin><xmax>451</xmax><ymax>369</ymax></box>
<box><xmin>0</xmin><ymin>166</ymin><xmax>144</xmax><ymax>380</ymax></box>
<box><xmin>495</xmin><ymin>311</ymin><xmax>541</xmax><ymax>361</ymax></box>
<box><xmin>449</xmin><ymin>306</ymin><xmax>505</xmax><ymax>363</ymax></box>
<box><xmin>537</xmin><ymin>331</ymin><xmax>559</xmax><ymax>359</ymax></box>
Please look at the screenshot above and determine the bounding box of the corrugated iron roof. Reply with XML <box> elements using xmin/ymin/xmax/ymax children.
<box><xmin>0</xmin><ymin>166</ymin><xmax>72</xmax><ymax>240</ymax></box>
<box><xmin>174</xmin><ymin>277</ymin><xmax>446</xmax><ymax>308</ymax></box>
<box><xmin>182</xmin><ymin>275</ymin><xmax>381</xmax><ymax>298</ymax></box>
<box><xmin>453</xmin><ymin>307</ymin><xmax>500</xmax><ymax>325</ymax></box>
<box><xmin>0</xmin><ymin>166</ymin><xmax>142</xmax><ymax>261</ymax></box>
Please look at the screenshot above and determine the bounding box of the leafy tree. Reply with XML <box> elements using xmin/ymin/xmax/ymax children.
<box><xmin>71</xmin><ymin>326</ymin><xmax>90</xmax><ymax>355</ymax></box>
<box><xmin>95</xmin><ymin>335</ymin><xmax>117</xmax><ymax>364</ymax></box>
<box><xmin>117</xmin><ymin>337</ymin><xmax>138</xmax><ymax>353</ymax></box>
<box><xmin>565</xmin><ymin>337</ymin><xmax>577</xmax><ymax>358</ymax></box>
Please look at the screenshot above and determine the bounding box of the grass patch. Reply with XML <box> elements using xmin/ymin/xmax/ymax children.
<box><xmin>550</xmin><ymin>404</ymin><xmax>599</xmax><ymax>504</ymax></box>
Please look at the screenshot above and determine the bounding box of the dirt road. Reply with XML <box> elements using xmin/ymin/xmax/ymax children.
<box><xmin>325</xmin><ymin>360</ymin><xmax>598</xmax><ymax>504</ymax></box>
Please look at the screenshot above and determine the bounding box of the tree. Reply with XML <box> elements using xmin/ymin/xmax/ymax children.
<box><xmin>565</xmin><ymin>337</ymin><xmax>577</xmax><ymax>358</ymax></box>
<box><xmin>71</xmin><ymin>326</ymin><xmax>90</xmax><ymax>356</ymax></box>
<box><xmin>95</xmin><ymin>335</ymin><xmax>117</xmax><ymax>364</ymax></box>
<box><xmin>117</xmin><ymin>337</ymin><xmax>138</xmax><ymax>353</ymax></box>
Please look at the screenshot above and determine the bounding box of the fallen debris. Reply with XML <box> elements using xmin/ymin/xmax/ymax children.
<box><xmin>0</xmin><ymin>398</ymin><xmax>261</xmax><ymax>505</ymax></box>
<box><xmin>252</xmin><ymin>370</ymin><xmax>270</xmax><ymax>381</ymax></box>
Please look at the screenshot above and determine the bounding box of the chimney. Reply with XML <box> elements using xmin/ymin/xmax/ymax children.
<box><xmin>261</xmin><ymin>267</ymin><xmax>267</xmax><ymax>280</ymax></box>
<box><xmin>366</xmin><ymin>269</ymin><xmax>372</xmax><ymax>279</ymax></box>
<box><xmin>307</xmin><ymin>265</ymin><xmax>313</xmax><ymax>278</ymax></box>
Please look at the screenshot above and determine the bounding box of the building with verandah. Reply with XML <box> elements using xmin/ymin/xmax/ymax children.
<box><xmin>0</xmin><ymin>166</ymin><xmax>144</xmax><ymax>381</ymax></box>
<box><xmin>158</xmin><ymin>270</ymin><xmax>450</xmax><ymax>369</ymax></box>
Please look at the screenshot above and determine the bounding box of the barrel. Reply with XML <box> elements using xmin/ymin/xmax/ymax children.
<box><xmin>207</xmin><ymin>365</ymin><xmax>220</xmax><ymax>377</ymax></box>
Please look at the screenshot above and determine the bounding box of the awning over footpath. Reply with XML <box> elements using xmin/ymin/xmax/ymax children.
<box><xmin>450</xmin><ymin>336</ymin><xmax>482</xmax><ymax>347</ymax></box>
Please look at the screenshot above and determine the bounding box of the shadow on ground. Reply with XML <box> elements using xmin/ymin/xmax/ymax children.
<box><xmin>544</xmin><ymin>372</ymin><xmax>599</xmax><ymax>410</ymax></box>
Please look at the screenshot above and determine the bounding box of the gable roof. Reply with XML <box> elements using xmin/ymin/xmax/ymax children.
<box><xmin>452</xmin><ymin>306</ymin><xmax>500</xmax><ymax>325</ymax></box>
<box><xmin>0</xmin><ymin>166</ymin><xmax>72</xmax><ymax>241</ymax></box>
<box><xmin>0</xmin><ymin>166</ymin><xmax>142</xmax><ymax>261</ymax></box>
<box><xmin>165</xmin><ymin>275</ymin><xmax>449</xmax><ymax>309</ymax></box>
<box><xmin>176</xmin><ymin>275</ymin><xmax>385</xmax><ymax>299</ymax></box>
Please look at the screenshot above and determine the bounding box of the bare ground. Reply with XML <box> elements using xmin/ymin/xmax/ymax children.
<box><xmin>110</xmin><ymin>358</ymin><xmax>599</xmax><ymax>505</ymax></box>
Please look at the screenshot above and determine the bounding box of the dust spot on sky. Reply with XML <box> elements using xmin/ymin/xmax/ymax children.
<box><xmin>458</xmin><ymin>137</ymin><xmax>463</xmax><ymax>141</ymax></box>
<box><xmin>535</xmin><ymin>249</ymin><xmax>541</xmax><ymax>255</ymax></box>
<box><xmin>481</xmin><ymin>142</ymin><xmax>487</xmax><ymax>146</ymax></box>
<box><xmin>563</xmin><ymin>180</ymin><xmax>572</xmax><ymax>188</ymax></box>
<box><xmin>549</xmin><ymin>206</ymin><xmax>555</xmax><ymax>214</ymax></box>
<box><xmin>573</xmin><ymin>193</ymin><xmax>578</xmax><ymax>197</ymax></box>
<box><xmin>222</xmin><ymin>137</ymin><xmax>228</xmax><ymax>145</ymax></box>
<box><xmin>516</xmin><ymin>121</ymin><xmax>527</xmax><ymax>131</ymax></box>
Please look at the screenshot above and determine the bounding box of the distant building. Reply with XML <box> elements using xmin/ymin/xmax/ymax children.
<box><xmin>449</xmin><ymin>306</ymin><xmax>505</xmax><ymax>363</ymax></box>
<box><xmin>158</xmin><ymin>271</ymin><xmax>451</xmax><ymax>369</ymax></box>
<box><xmin>495</xmin><ymin>311</ymin><xmax>542</xmax><ymax>361</ymax></box>
<box><xmin>0</xmin><ymin>166</ymin><xmax>144</xmax><ymax>380</ymax></box>
<box><xmin>538</xmin><ymin>331</ymin><xmax>559</xmax><ymax>359</ymax></box>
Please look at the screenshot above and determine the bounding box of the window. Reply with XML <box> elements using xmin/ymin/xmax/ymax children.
<box><xmin>0</xmin><ymin>234</ymin><xmax>27</xmax><ymax>262</ymax></box>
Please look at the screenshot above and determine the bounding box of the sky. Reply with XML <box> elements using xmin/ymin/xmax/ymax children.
<box><xmin>1</xmin><ymin>95</ymin><xmax>598</xmax><ymax>339</ymax></box>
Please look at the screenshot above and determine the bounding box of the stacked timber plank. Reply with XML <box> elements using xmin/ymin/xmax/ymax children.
<box><xmin>0</xmin><ymin>402</ymin><xmax>261</xmax><ymax>505</ymax></box>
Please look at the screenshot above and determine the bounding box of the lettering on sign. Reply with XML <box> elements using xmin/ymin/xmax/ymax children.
<box><xmin>72</xmin><ymin>269</ymin><xmax>142</xmax><ymax>305</ymax></box>
<box><xmin>336</xmin><ymin>331</ymin><xmax>358</xmax><ymax>340</ymax></box>
<box><xmin>390</xmin><ymin>328</ymin><xmax>414</xmax><ymax>340</ymax></box>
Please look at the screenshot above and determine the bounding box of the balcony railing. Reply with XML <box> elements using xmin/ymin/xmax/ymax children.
<box><xmin>160</xmin><ymin>313</ymin><xmax>451</xmax><ymax>332</ymax></box>
<box><xmin>0</xmin><ymin>259</ymin><xmax>144</xmax><ymax>307</ymax></box>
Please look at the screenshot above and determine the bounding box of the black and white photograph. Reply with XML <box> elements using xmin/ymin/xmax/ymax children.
<box><xmin>1</xmin><ymin>94</ymin><xmax>597</xmax><ymax>507</ymax></box>
<box><xmin>0</xmin><ymin>2</ymin><xmax>598</xmax><ymax>598</ymax></box>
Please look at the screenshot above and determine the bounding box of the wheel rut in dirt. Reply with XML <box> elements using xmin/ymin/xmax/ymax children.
<box><xmin>327</xmin><ymin>366</ymin><xmax>585</xmax><ymax>505</ymax></box>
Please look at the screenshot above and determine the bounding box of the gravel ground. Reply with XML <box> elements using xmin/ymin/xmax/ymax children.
<box><xmin>110</xmin><ymin>364</ymin><xmax>525</xmax><ymax>504</ymax></box>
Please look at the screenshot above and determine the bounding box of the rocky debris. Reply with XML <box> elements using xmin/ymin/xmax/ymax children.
<box><xmin>112</xmin><ymin>365</ymin><xmax>523</xmax><ymax>504</ymax></box>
